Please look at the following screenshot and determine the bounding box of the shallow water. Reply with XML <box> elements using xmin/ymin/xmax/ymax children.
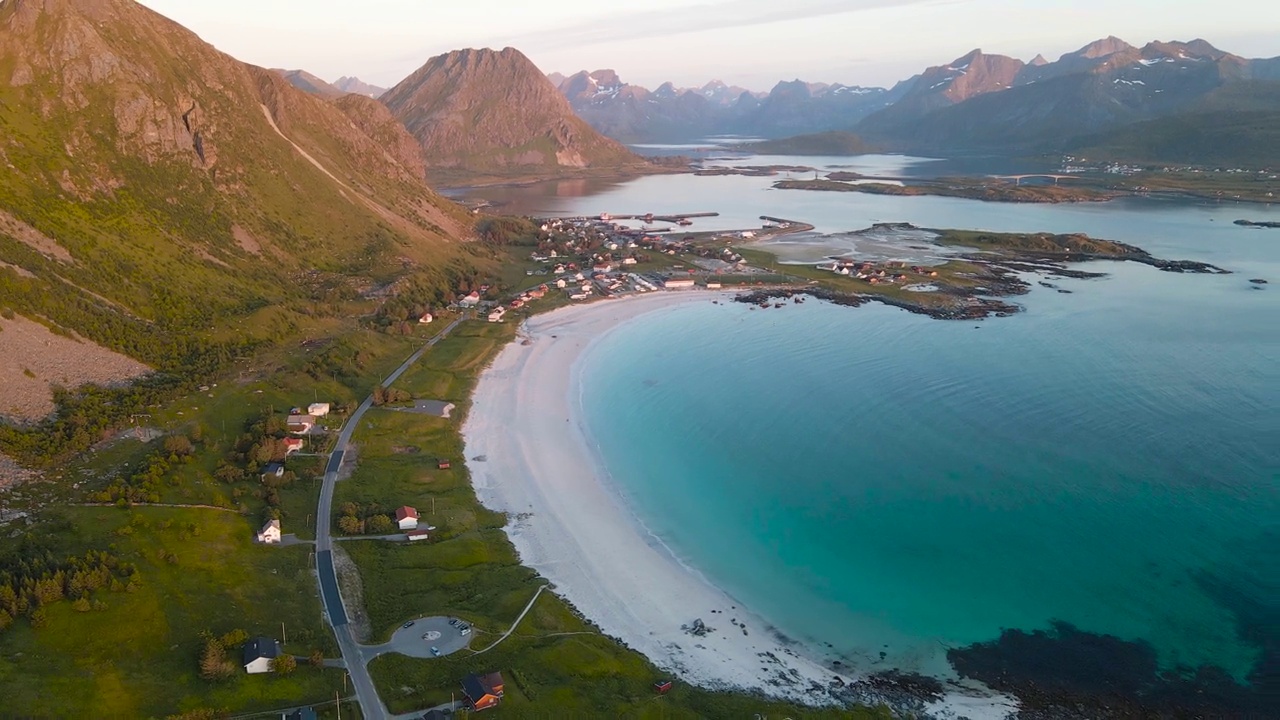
<box><xmin>476</xmin><ymin>156</ymin><xmax>1280</xmax><ymax>704</ymax></box>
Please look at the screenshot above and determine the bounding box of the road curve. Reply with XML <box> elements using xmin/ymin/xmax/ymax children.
<box><xmin>315</xmin><ymin>316</ymin><xmax>466</xmax><ymax>720</ymax></box>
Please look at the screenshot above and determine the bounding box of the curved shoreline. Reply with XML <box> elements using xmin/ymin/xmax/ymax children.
<box><xmin>462</xmin><ymin>292</ymin><xmax>1016</xmax><ymax>717</ymax></box>
<box><xmin>462</xmin><ymin>293</ymin><xmax>841</xmax><ymax>699</ymax></box>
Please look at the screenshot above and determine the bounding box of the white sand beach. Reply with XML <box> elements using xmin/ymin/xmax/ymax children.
<box><xmin>463</xmin><ymin>291</ymin><xmax>849</xmax><ymax>702</ymax></box>
<box><xmin>463</xmin><ymin>292</ymin><xmax>1016</xmax><ymax>717</ymax></box>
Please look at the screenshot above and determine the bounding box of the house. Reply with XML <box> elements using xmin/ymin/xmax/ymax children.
<box><xmin>307</xmin><ymin>402</ymin><xmax>330</xmax><ymax>417</ymax></box>
<box><xmin>706</xmin><ymin>281</ymin><xmax>722</xmax><ymax>289</ymax></box>
<box><xmin>261</xmin><ymin>462</ymin><xmax>285</xmax><ymax>480</ymax></box>
<box><xmin>569</xmin><ymin>292</ymin><xmax>589</xmax><ymax>300</ymax></box>
<box><xmin>461</xmin><ymin>671</ymin><xmax>505</xmax><ymax>711</ymax></box>
<box><xmin>529</xmin><ymin>286</ymin><xmax>547</xmax><ymax>299</ymax></box>
<box><xmin>421</xmin><ymin>710</ymin><xmax>449</xmax><ymax>720</ymax></box>
<box><xmin>663</xmin><ymin>278</ymin><xmax>696</xmax><ymax>289</ymax></box>
<box><xmin>257</xmin><ymin>519</ymin><xmax>282</xmax><ymax>544</ymax></box>
<box><xmin>654</xmin><ymin>679</ymin><xmax>673</xmax><ymax>694</ymax></box>
<box><xmin>555</xmin><ymin>278</ymin><xmax>567</xmax><ymax>288</ymax></box>
<box><xmin>487</xmin><ymin>306</ymin><xmax>506</xmax><ymax>323</ymax></box>
<box><xmin>622</xmin><ymin>257</ymin><xmax>637</xmax><ymax>265</ymax></box>
<box><xmin>458</xmin><ymin>291</ymin><xmax>481</xmax><ymax>308</ymax></box>
<box><xmin>418</xmin><ymin>313</ymin><xmax>434</xmax><ymax>324</ymax></box>
<box><xmin>286</xmin><ymin>414</ymin><xmax>315</xmax><ymax>434</ymax></box>
<box><xmin>283</xmin><ymin>438</ymin><xmax>304</xmax><ymax>455</ymax></box>
<box><xmin>592</xmin><ymin>262</ymin><xmax>613</xmax><ymax>273</ymax></box>
<box><xmin>395</xmin><ymin>506</ymin><xmax>419</xmax><ymax>531</ymax></box>
<box><xmin>406</xmin><ymin>529</ymin><xmax>431</xmax><ymax>542</ymax></box>
<box><xmin>283</xmin><ymin>709</ymin><xmax>317</xmax><ymax>720</ymax></box>
<box><xmin>243</xmin><ymin>636</ymin><xmax>281</xmax><ymax>674</ymax></box>
<box><xmin>437</xmin><ymin>460</ymin><xmax>451</xmax><ymax>470</ymax></box>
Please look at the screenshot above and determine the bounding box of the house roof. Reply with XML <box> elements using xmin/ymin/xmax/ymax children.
<box><xmin>461</xmin><ymin>673</ymin><xmax>491</xmax><ymax>702</ymax></box>
<box><xmin>263</xmin><ymin>462</ymin><xmax>284</xmax><ymax>474</ymax></box>
<box><xmin>243</xmin><ymin>636</ymin><xmax>280</xmax><ymax>664</ymax></box>
<box><xmin>421</xmin><ymin>711</ymin><xmax>449</xmax><ymax>720</ymax></box>
<box><xmin>285</xmin><ymin>709</ymin><xmax>317</xmax><ymax>720</ymax></box>
<box><xmin>395</xmin><ymin>506</ymin><xmax>419</xmax><ymax>521</ymax></box>
<box><xmin>286</xmin><ymin>414</ymin><xmax>316</xmax><ymax>424</ymax></box>
<box><xmin>261</xmin><ymin>519</ymin><xmax>280</xmax><ymax>533</ymax></box>
<box><xmin>479</xmin><ymin>671</ymin><xmax>505</xmax><ymax>694</ymax></box>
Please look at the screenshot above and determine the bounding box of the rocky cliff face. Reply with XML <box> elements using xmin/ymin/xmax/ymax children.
<box><xmin>381</xmin><ymin>47</ymin><xmax>641</xmax><ymax>178</ymax></box>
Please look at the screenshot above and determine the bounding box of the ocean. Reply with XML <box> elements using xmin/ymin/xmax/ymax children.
<box><xmin>469</xmin><ymin>153</ymin><xmax>1280</xmax><ymax>711</ymax></box>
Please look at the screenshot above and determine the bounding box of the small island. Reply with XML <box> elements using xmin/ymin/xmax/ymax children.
<box><xmin>1234</xmin><ymin>219</ymin><xmax>1280</xmax><ymax>228</ymax></box>
<box><xmin>774</xmin><ymin>177</ymin><xmax>1117</xmax><ymax>203</ymax></box>
<box><xmin>730</xmin><ymin>224</ymin><xmax>1227</xmax><ymax>320</ymax></box>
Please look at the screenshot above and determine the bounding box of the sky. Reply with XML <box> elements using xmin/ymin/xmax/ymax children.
<box><xmin>137</xmin><ymin>0</ymin><xmax>1280</xmax><ymax>91</ymax></box>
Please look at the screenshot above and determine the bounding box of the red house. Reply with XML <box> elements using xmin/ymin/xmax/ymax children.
<box><xmin>654</xmin><ymin>680</ymin><xmax>673</xmax><ymax>695</ymax></box>
<box><xmin>437</xmin><ymin>460</ymin><xmax>451</xmax><ymax>470</ymax></box>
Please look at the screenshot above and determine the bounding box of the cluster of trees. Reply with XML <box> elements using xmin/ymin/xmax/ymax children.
<box><xmin>336</xmin><ymin>502</ymin><xmax>396</xmax><ymax>535</ymax></box>
<box><xmin>476</xmin><ymin>217</ymin><xmax>540</xmax><ymax>246</ymax></box>
<box><xmin>371</xmin><ymin>385</ymin><xmax>411</xmax><ymax>406</ymax></box>
<box><xmin>197</xmin><ymin>628</ymin><xmax>250</xmax><ymax>680</ymax></box>
<box><xmin>90</xmin><ymin>436</ymin><xmax>195</xmax><ymax>505</ymax></box>
<box><xmin>0</xmin><ymin>547</ymin><xmax>136</xmax><ymax>633</ymax></box>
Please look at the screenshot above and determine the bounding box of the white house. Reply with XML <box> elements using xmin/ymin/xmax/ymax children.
<box><xmin>395</xmin><ymin>506</ymin><xmax>419</xmax><ymax>531</ymax></box>
<box><xmin>458</xmin><ymin>292</ymin><xmax>481</xmax><ymax>308</ymax></box>
<box><xmin>664</xmin><ymin>278</ymin><xmax>696</xmax><ymax>289</ymax></box>
<box><xmin>622</xmin><ymin>257</ymin><xmax>637</xmax><ymax>266</ymax></box>
<box><xmin>257</xmin><ymin>519</ymin><xmax>282</xmax><ymax>544</ymax></box>
<box><xmin>487</xmin><ymin>306</ymin><xmax>506</xmax><ymax>323</ymax></box>
<box><xmin>243</xmin><ymin>637</ymin><xmax>281</xmax><ymax>674</ymax></box>
<box><xmin>307</xmin><ymin>402</ymin><xmax>330</xmax><ymax>417</ymax></box>
<box><xmin>406</xmin><ymin>529</ymin><xmax>431</xmax><ymax>542</ymax></box>
<box><xmin>418</xmin><ymin>313</ymin><xmax>434</xmax><ymax>324</ymax></box>
<box><xmin>555</xmin><ymin>278</ymin><xmax>567</xmax><ymax>288</ymax></box>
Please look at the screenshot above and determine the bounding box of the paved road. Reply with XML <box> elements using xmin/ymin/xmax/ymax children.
<box><xmin>314</xmin><ymin>316</ymin><xmax>466</xmax><ymax>720</ymax></box>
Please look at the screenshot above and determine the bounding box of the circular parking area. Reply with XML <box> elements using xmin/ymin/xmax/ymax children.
<box><xmin>381</xmin><ymin>616</ymin><xmax>472</xmax><ymax>658</ymax></box>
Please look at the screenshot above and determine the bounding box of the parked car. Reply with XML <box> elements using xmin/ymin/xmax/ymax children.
<box><xmin>403</xmin><ymin>621</ymin><xmax>415</xmax><ymax>629</ymax></box>
<box><xmin>460</xmin><ymin>626</ymin><xmax>471</xmax><ymax>636</ymax></box>
<box><xmin>430</xmin><ymin>646</ymin><xmax>441</xmax><ymax>657</ymax></box>
<box><xmin>448</xmin><ymin>619</ymin><xmax>457</xmax><ymax>626</ymax></box>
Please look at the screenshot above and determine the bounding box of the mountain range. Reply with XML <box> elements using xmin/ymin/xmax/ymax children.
<box><xmin>552</xmin><ymin>69</ymin><xmax>895</xmax><ymax>143</ymax></box>
<box><xmin>551</xmin><ymin>37</ymin><xmax>1280</xmax><ymax>163</ymax></box>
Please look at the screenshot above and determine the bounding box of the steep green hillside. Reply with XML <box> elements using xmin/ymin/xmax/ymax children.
<box><xmin>0</xmin><ymin>0</ymin><xmax>481</xmax><ymax>461</ymax></box>
<box><xmin>1072</xmin><ymin>82</ymin><xmax>1280</xmax><ymax>168</ymax></box>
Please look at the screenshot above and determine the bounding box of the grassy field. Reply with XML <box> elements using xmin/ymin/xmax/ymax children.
<box><xmin>333</xmin><ymin>314</ymin><xmax>891</xmax><ymax>717</ymax></box>
<box><xmin>0</xmin><ymin>312</ymin><xmax>463</xmax><ymax>717</ymax></box>
<box><xmin>0</xmin><ymin>506</ymin><xmax>344</xmax><ymax>718</ymax></box>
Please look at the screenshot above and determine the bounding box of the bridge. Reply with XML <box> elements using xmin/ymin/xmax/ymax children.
<box><xmin>992</xmin><ymin>174</ymin><xmax>1079</xmax><ymax>185</ymax></box>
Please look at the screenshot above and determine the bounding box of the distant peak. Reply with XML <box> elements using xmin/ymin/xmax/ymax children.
<box><xmin>1029</xmin><ymin>53</ymin><xmax>1049</xmax><ymax>66</ymax></box>
<box><xmin>1071</xmin><ymin>36</ymin><xmax>1135</xmax><ymax>60</ymax></box>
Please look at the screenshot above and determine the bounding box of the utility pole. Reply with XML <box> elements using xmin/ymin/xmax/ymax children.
<box><xmin>281</xmin><ymin>621</ymin><xmax>287</xmax><ymax>645</ymax></box>
<box><xmin>335</xmin><ymin>691</ymin><xmax>341</xmax><ymax>720</ymax></box>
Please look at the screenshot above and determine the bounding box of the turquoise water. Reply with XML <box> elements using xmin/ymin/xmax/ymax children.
<box><xmin>476</xmin><ymin>158</ymin><xmax>1280</xmax><ymax>698</ymax></box>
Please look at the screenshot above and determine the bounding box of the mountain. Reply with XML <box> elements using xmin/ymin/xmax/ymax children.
<box><xmin>1072</xmin><ymin>81</ymin><xmax>1280</xmax><ymax>168</ymax></box>
<box><xmin>555</xmin><ymin>70</ymin><xmax>889</xmax><ymax>143</ymax></box>
<box><xmin>382</xmin><ymin>48</ymin><xmax>642</xmax><ymax>180</ymax></box>
<box><xmin>857</xmin><ymin>38</ymin><xmax>1280</xmax><ymax>155</ymax></box>
<box><xmin>856</xmin><ymin>49</ymin><xmax>1026</xmax><ymax>138</ymax></box>
<box><xmin>275</xmin><ymin>68</ymin><xmax>345</xmax><ymax>98</ymax></box>
<box><xmin>0</xmin><ymin>0</ymin><xmax>471</xmax><ymax>398</ymax></box>
<box><xmin>333</xmin><ymin>76</ymin><xmax>386</xmax><ymax>98</ymax></box>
